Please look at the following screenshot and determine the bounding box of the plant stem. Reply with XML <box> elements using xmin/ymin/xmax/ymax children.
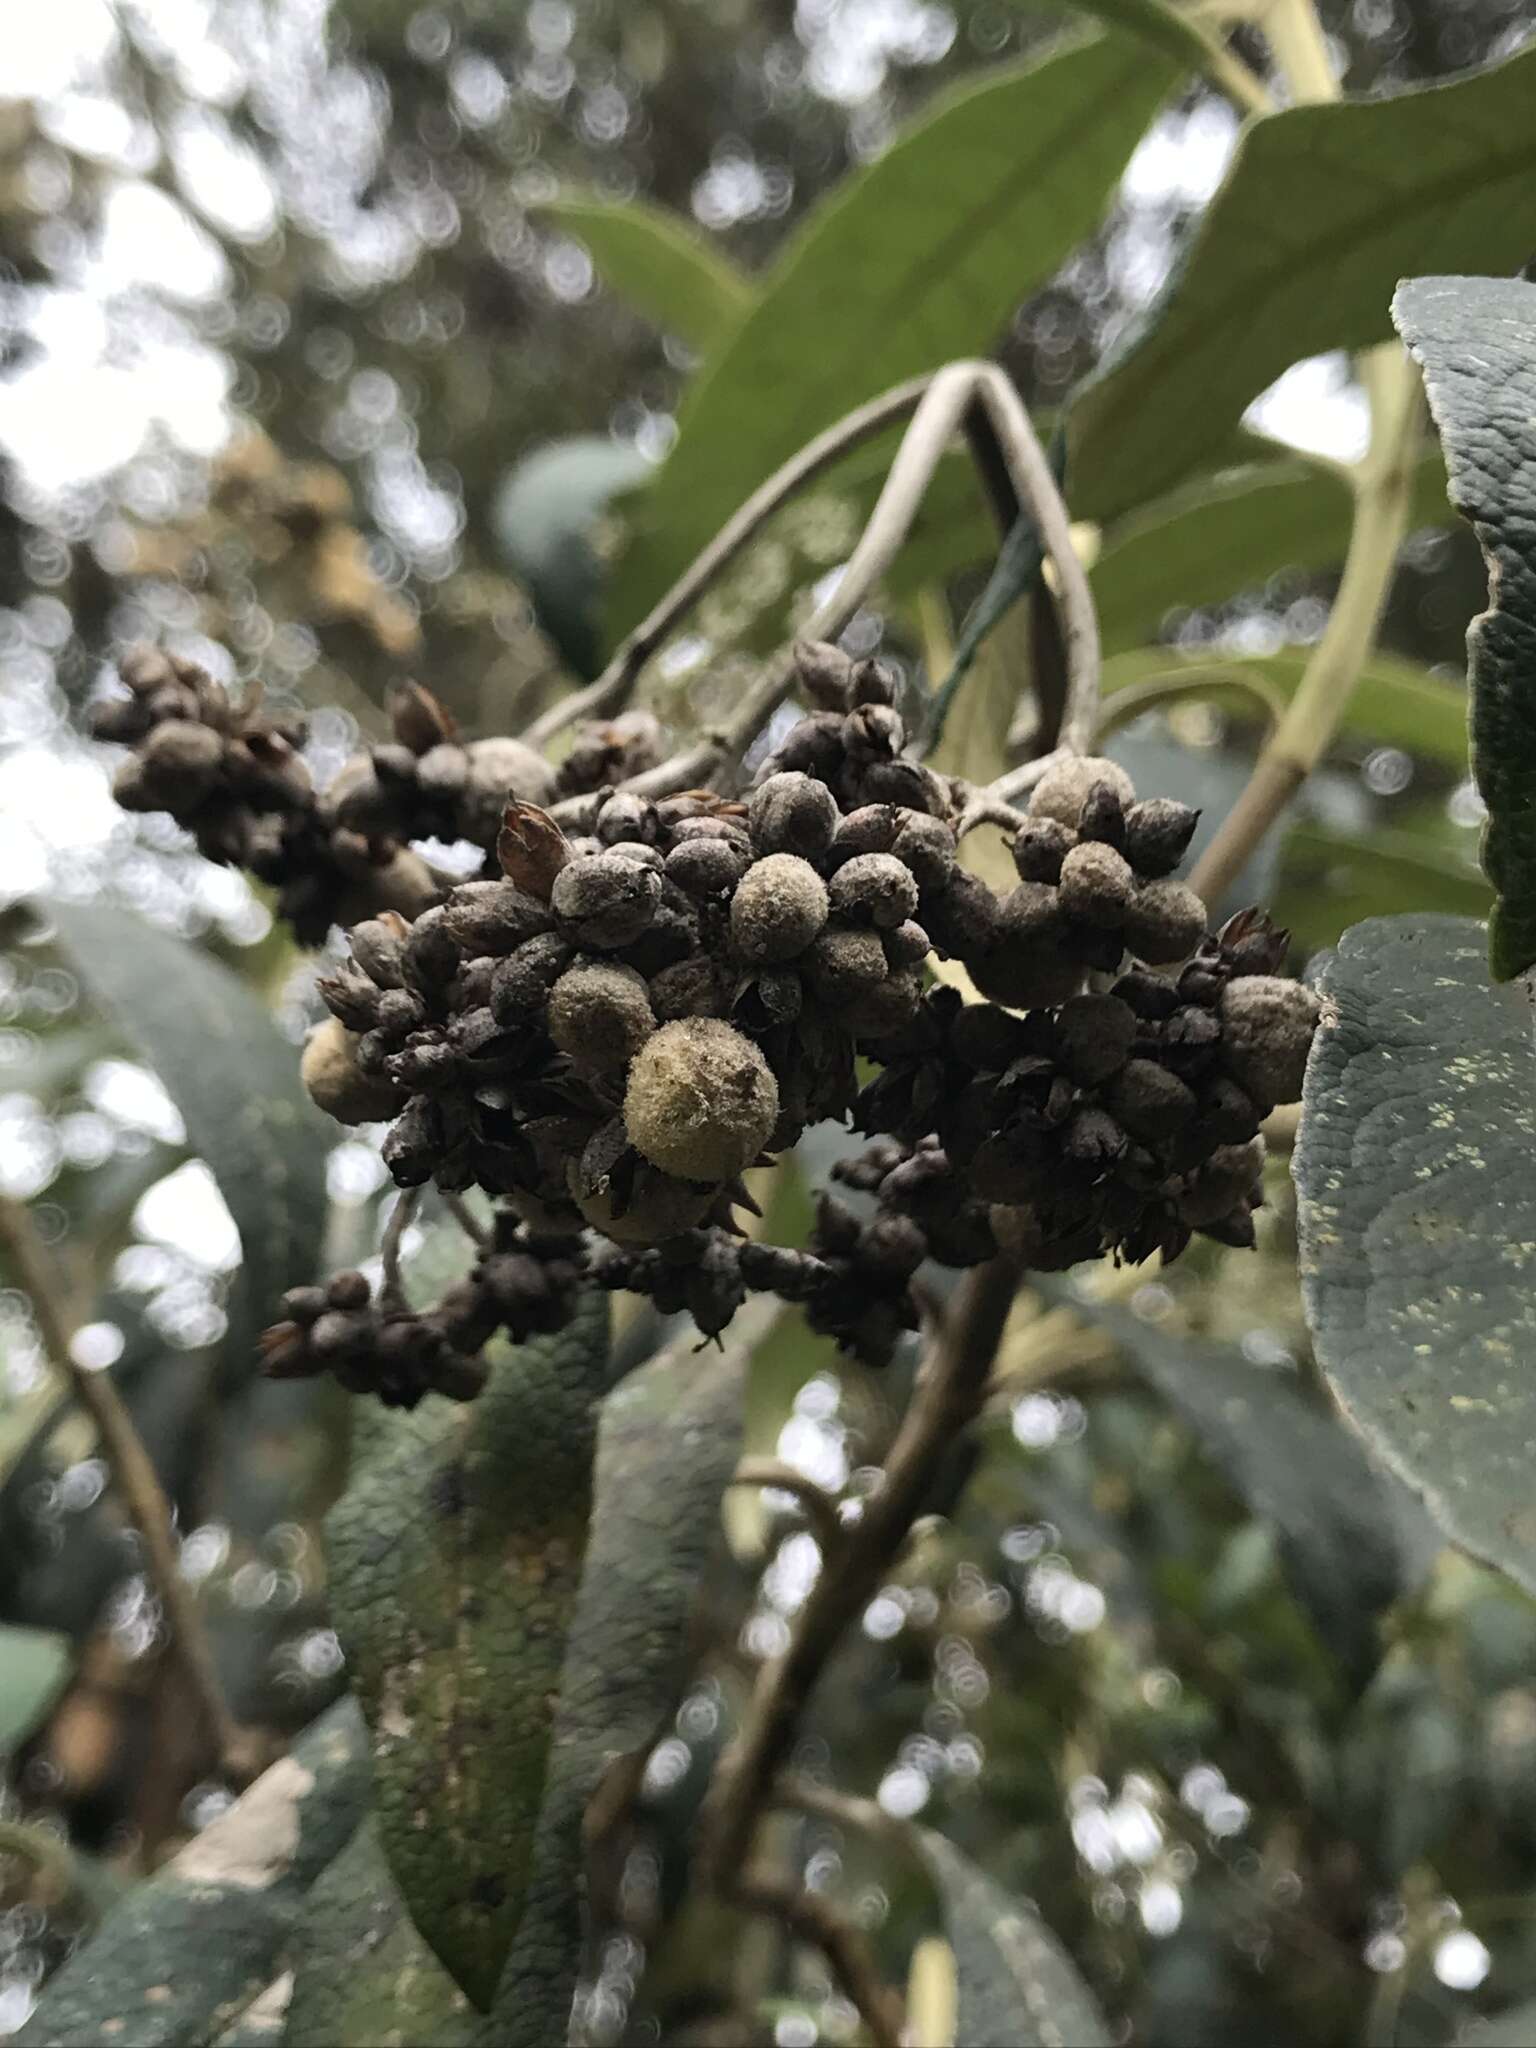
<box><xmin>0</xmin><ymin>1196</ymin><xmax>249</xmax><ymax>1783</ymax></box>
<box><xmin>728</xmin><ymin>1458</ymin><xmax>846</xmax><ymax>1556</ymax></box>
<box><xmin>1188</xmin><ymin>0</ymin><xmax>1425</xmax><ymax>907</ymax></box>
<box><xmin>699</xmin><ymin>1253</ymin><xmax>1023</xmax><ymax>2035</ymax></box>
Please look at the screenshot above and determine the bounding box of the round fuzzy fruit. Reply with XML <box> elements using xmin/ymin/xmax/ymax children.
<box><xmin>729</xmin><ymin>854</ymin><xmax>829</xmax><ymax>964</ymax></box>
<box><xmin>301</xmin><ymin>1017</ymin><xmax>405</xmax><ymax>1125</ymax></box>
<box><xmin>623</xmin><ymin>1018</ymin><xmax>780</xmax><ymax>1181</ymax></box>
<box><xmin>1026</xmin><ymin>755</ymin><xmax>1135</xmax><ymax>829</ymax></box>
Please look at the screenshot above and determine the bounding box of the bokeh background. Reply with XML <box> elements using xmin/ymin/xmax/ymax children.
<box><xmin>1</xmin><ymin>3</ymin><xmax>1533</xmax><ymax>2044</ymax></box>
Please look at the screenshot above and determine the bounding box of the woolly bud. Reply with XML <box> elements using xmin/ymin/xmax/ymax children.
<box><xmin>1027</xmin><ymin>755</ymin><xmax>1136</xmax><ymax>829</ymax></box>
<box><xmin>1123</xmin><ymin>880</ymin><xmax>1207</xmax><ymax>966</ymax></box>
<box><xmin>968</xmin><ymin>945</ymin><xmax>1083</xmax><ymax>1011</ymax></box>
<box><xmin>828</xmin><ymin>852</ymin><xmax>919</xmax><ymax>930</ymax></box>
<box><xmin>1012</xmin><ymin>816</ymin><xmax>1075</xmax><ymax>883</ymax></box>
<box><xmin>843</xmin><ymin>703</ymin><xmax>905</xmax><ymax>763</ymax></box>
<box><xmin>1057</xmin><ymin>841</ymin><xmax>1134</xmax><ymax>928</ymax></box>
<box><xmin>1217</xmin><ymin>975</ymin><xmax>1320</xmax><ymax>1107</ymax></box>
<box><xmin>552</xmin><ymin>851</ymin><xmax>662</xmax><ymax>950</ymax></box>
<box><xmin>848</xmin><ymin>656</ymin><xmax>898</xmax><ymax>707</ymax></box>
<box><xmin>841</xmin><ymin>965</ymin><xmax>924</xmax><ymax>1041</ymax></box>
<box><xmin>764</xmin><ymin>711</ymin><xmax>846</xmax><ymax>781</ymax></box>
<box><xmin>749</xmin><ymin>771</ymin><xmax>840</xmax><ymax>860</ymax></box>
<box><xmin>889</xmin><ymin>811</ymin><xmax>956</xmax><ymax>891</ymax></box>
<box><xmin>1177</xmin><ymin>1139</ymin><xmax>1266</xmax><ymax>1227</ymax></box>
<box><xmin>730</xmin><ymin>853</ymin><xmax>829</xmax><ymax>964</ymax></box>
<box><xmin>318</xmin><ymin>968</ymin><xmax>382</xmax><ymax>1033</ymax></box>
<box><xmin>1125</xmin><ymin>798</ymin><xmax>1199</xmax><ymax>877</ymax></box>
<box><xmin>665</xmin><ymin>836</ymin><xmax>751</xmax><ymax>899</ymax></box>
<box><xmin>443</xmin><ymin>878</ymin><xmax>554</xmax><ymax>957</ymax></box>
<box><xmin>403</xmin><ymin>905</ymin><xmax>460</xmax><ymax>994</ymax></box>
<box><xmin>794</xmin><ymin>638</ymin><xmax>854</xmax><ymax>710</ymax></box>
<box><xmin>624</xmin><ymin>1018</ymin><xmax>779</xmax><ymax>1182</ymax></box>
<box><xmin>1077</xmin><ymin>780</ymin><xmax>1128</xmax><ymax>849</ymax></box>
<box><xmin>831</xmin><ymin>806</ymin><xmax>901</xmax><ymax>862</ymax></box>
<box><xmin>921</xmin><ymin>869</ymin><xmax>1001</xmax><ymax>960</ymax></box>
<box><xmin>301</xmin><ymin>1017</ymin><xmax>405</xmax><ymax>1125</ymax></box>
<box><xmin>548</xmin><ymin>961</ymin><xmax>656</xmax><ymax>1072</ymax></box>
<box><xmin>348</xmin><ymin>916</ymin><xmax>409</xmax><ymax>990</ymax></box>
<box><xmin>1054</xmin><ymin>993</ymin><xmax>1137</xmax><ymax>1086</ymax></box>
<box><xmin>414</xmin><ymin>743</ymin><xmax>469</xmax><ymax>801</ymax></box>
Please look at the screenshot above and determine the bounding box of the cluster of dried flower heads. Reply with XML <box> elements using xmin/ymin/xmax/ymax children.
<box><xmin>94</xmin><ymin>639</ymin><xmax>1319</xmax><ymax>1403</ymax></box>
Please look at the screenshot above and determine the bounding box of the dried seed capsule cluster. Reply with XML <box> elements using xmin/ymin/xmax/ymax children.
<box><xmin>91</xmin><ymin>648</ymin><xmax>435</xmax><ymax>941</ymax></box>
<box><xmin>323</xmin><ymin>681</ymin><xmax>556</xmax><ymax>854</ymax></box>
<box><xmin>257</xmin><ymin>1218</ymin><xmax>584</xmax><ymax>1408</ymax></box>
<box><xmin>857</xmin><ymin>910</ymin><xmax>1318</xmax><ymax>1270</ymax></box>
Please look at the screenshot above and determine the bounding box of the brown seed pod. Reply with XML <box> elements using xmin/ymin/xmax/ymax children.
<box><xmin>748</xmin><ymin>771</ymin><xmax>840</xmax><ymax>860</ymax></box>
<box><xmin>443</xmin><ymin>878</ymin><xmax>554</xmax><ymax>957</ymax></box>
<box><xmin>649</xmin><ymin>956</ymin><xmax>728</xmax><ymax>1022</ymax></box>
<box><xmin>1217</xmin><ymin>975</ymin><xmax>1321</xmax><ymax>1107</ymax></box>
<box><xmin>1027</xmin><ymin>755</ymin><xmax>1136</xmax><ymax>829</ymax></box>
<box><xmin>794</xmin><ymin>638</ymin><xmax>854</xmax><ymax>710</ymax></box>
<box><xmin>548</xmin><ymin>960</ymin><xmax>656</xmax><ymax>1072</ymax></box>
<box><xmin>1054</xmin><ymin>992</ymin><xmax>1137</xmax><ymax>1086</ymax></box>
<box><xmin>1011</xmin><ymin>815</ymin><xmax>1076</xmax><ymax>883</ymax></box>
<box><xmin>803</xmin><ymin>926</ymin><xmax>888</xmax><ymax>1007</ymax></box>
<box><xmin>882</xmin><ymin>920</ymin><xmax>931</xmax><ymax>971</ymax></box>
<box><xmin>623</xmin><ymin>1017</ymin><xmax>779</xmax><ymax>1181</ymax></box>
<box><xmin>489</xmin><ymin>932</ymin><xmax>574</xmax><ymax>1023</ymax></box>
<box><xmin>665</xmin><ymin>836</ymin><xmax>752</xmax><ymax>898</ymax></box>
<box><xmin>968</xmin><ymin>944</ymin><xmax>1083</xmax><ymax>1011</ymax></box>
<box><xmin>828</xmin><ymin>851</ymin><xmax>920</xmax><ymax>930</ymax></box>
<box><xmin>1124</xmin><ymin>798</ymin><xmax>1199</xmax><ymax>877</ymax></box>
<box><xmin>301</xmin><ymin>1017</ymin><xmax>405</xmax><ymax>1125</ymax></box>
<box><xmin>921</xmin><ymin>869</ymin><xmax>1001</xmax><ymax>960</ymax></box>
<box><xmin>1105</xmin><ymin>1057</ymin><xmax>1198</xmax><ymax>1144</ymax></box>
<box><xmin>840</xmin><ymin>965</ymin><xmax>924</xmax><ymax>1040</ymax></box>
<box><xmin>1177</xmin><ymin>1138</ymin><xmax>1266</xmax><ymax>1226</ymax></box>
<box><xmin>457</xmin><ymin>735</ymin><xmax>557</xmax><ymax>842</ymax></box>
<box><xmin>552</xmin><ymin>851</ymin><xmax>663</xmax><ymax>950</ymax></box>
<box><xmin>1057</xmin><ymin>841</ymin><xmax>1134</xmax><ymax>927</ymax></box>
<box><xmin>1123</xmin><ymin>880</ymin><xmax>1207</xmax><ymax>966</ymax></box>
<box><xmin>729</xmin><ymin>853</ymin><xmax>830</xmax><ymax>964</ymax></box>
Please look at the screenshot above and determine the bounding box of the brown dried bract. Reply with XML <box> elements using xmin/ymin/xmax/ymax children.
<box><xmin>498</xmin><ymin>798</ymin><xmax>572</xmax><ymax>901</ymax></box>
<box><xmin>388</xmin><ymin>680</ymin><xmax>458</xmax><ymax>753</ymax></box>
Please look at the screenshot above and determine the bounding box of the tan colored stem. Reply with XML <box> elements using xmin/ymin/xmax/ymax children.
<box><xmin>728</xmin><ymin>1458</ymin><xmax>846</xmax><ymax>1556</ymax></box>
<box><xmin>0</xmin><ymin>1197</ymin><xmax>248</xmax><ymax>1781</ymax></box>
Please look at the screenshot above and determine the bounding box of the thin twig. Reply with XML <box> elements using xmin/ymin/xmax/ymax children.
<box><xmin>377</xmin><ymin>1186</ymin><xmax>421</xmax><ymax>1313</ymax></box>
<box><xmin>728</xmin><ymin>1458</ymin><xmax>846</xmax><ymax>1556</ymax></box>
<box><xmin>521</xmin><ymin>375</ymin><xmax>939</xmax><ymax>749</ymax></box>
<box><xmin>0</xmin><ymin>1196</ymin><xmax>249</xmax><ymax>1782</ymax></box>
<box><xmin>699</xmin><ymin>1253</ymin><xmax>1024</xmax><ymax>2039</ymax></box>
<box><xmin>438</xmin><ymin>1188</ymin><xmax>489</xmax><ymax>1251</ymax></box>
<box><xmin>547</xmin><ymin>360</ymin><xmax>1099</xmax><ymax>827</ymax></box>
<box><xmin>735</xmin><ymin>1865</ymin><xmax>906</xmax><ymax>2048</ymax></box>
<box><xmin>776</xmin><ymin>1772</ymin><xmax>910</xmax><ymax>1856</ymax></box>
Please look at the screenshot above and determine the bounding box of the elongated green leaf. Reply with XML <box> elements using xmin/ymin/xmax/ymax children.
<box><xmin>1297</xmin><ymin>915</ymin><xmax>1536</xmax><ymax>1599</ymax></box>
<box><xmin>284</xmin><ymin>1823</ymin><xmax>473</xmax><ymax>2048</ymax></box>
<box><xmin>0</xmin><ymin>1625</ymin><xmax>70</xmax><ymax>1747</ymax></box>
<box><xmin>1070</xmin><ymin>43</ymin><xmax>1536</xmax><ymax>523</ymax></box>
<box><xmin>1277</xmin><ymin>820</ymin><xmax>1488</xmax><ymax>957</ymax></box>
<box><xmin>1392</xmin><ymin>275</ymin><xmax>1536</xmax><ymax>979</ymax></box>
<box><xmin>487</xmin><ymin>1313</ymin><xmax>753</xmax><ymax>2043</ymax></box>
<box><xmin>1093</xmin><ymin>447</ymin><xmax>1450</xmax><ymax>654</ymax></box>
<box><xmin>494</xmin><ymin>438</ymin><xmax>654</xmax><ymax>680</ymax></box>
<box><xmin>324</xmin><ymin>1295</ymin><xmax>609</xmax><ymax>2011</ymax></box>
<box><xmin>537</xmin><ymin>194</ymin><xmax>754</xmax><ymax>355</ymax></box>
<box><xmin>38</xmin><ymin>899</ymin><xmax>331</xmax><ymax>1386</ymax></box>
<box><xmin>1100</xmin><ymin>646</ymin><xmax>1467</xmax><ymax>766</ymax></box>
<box><xmin>16</xmin><ymin>1699</ymin><xmax>369</xmax><ymax>2048</ymax></box>
<box><xmin>1035</xmin><ymin>1280</ymin><xmax>1425</xmax><ymax>1682</ymax></box>
<box><xmin>920</xmin><ymin>1832</ymin><xmax>1111</xmax><ymax>2048</ymax></box>
<box><xmin>606</xmin><ymin>32</ymin><xmax>1182</xmax><ymax>641</ymax></box>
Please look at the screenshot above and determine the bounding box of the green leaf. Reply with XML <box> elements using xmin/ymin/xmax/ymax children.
<box><xmin>1099</xmin><ymin>646</ymin><xmax>1467</xmax><ymax>767</ymax></box>
<box><xmin>324</xmin><ymin>1295</ymin><xmax>610</xmax><ymax>2011</ymax></box>
<box><xmin>1276</xmin><ymin>820</ymin><xmax>1489</xmax><ymax>958</ymax></box>
<box><xmin>919</xmin><ymin>1832</ymin><xmax>1111</xmax><ymax>2048</ymax></box>
<box><xmin>16</xmin><ymin>1699</ymin><xmax>369</xmax><ymax>2048</ymax></box>
<box><xmin>0</xmin><ymin>1625</ymin><xmax>69</xmax><ymax>1747</ymax></box>
<box><xmin>1093</xmin><ymin>446</ymin><xmax>1450</xmax><ymax>654</ymax></box>
<box><xmin>1296</xmin><ymin>915</ymin><xmax>1536</xmax><ymax>1599</ymax></box>
<box><xmin>487</xmin><ymin>1313</ymin><xmax>751</xmax><ymax>2043</ymax></box>
<box><xmin>1034</xmin><ymin>1281</ymin><xmax>1424</xmax><ymax>1683</ymax></box>
<box><xmin>38</xmin><ymin>899</ymin><xmax>331</xmax><ymax>1387</ymax></box>
<box><xmin>493</xmin><ymin>438</ymin><xmax>654</xmax><ymax>681</ymax></box>
<box><xmin>1392</xmin><ymin>275</ymin><xmax>1536</xmax><ymax>980</ymax></box>
<box><xmin>536</xmin><ymin>194</ymin><xmax>754</xmax><ymax>355</ymax></box>
<box><xmin>606</xmin><ymin>31</ymin><xmax>1182</xmax><ymax>641</ymax></box>
<box><xmin>1069</xmin><ymin>42</ymin><xmax>1536</xmax><ymax>524</ymax></box>
<box><xmin>284</xmin><ymin>1823</ymin><xmax>474</xmax><ymax>2048</ymax></box>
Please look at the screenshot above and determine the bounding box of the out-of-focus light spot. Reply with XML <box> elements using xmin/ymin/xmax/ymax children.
<box><xmin>134</xmin><ymin>1159</ymin><xmax>240</xmax><ymax>1271</ymax></box>
<box><xmin>1449</xmin><ymin>778</ymin><xmax>1487</xmax><ymax>829</ymax></box>
<box><xmin>1139</xmin><ymin>1878</ymin><xmax>1183</xmax><ymax>1937</ymax></box>
<box><xmin>1365</xmin><ymin>1932</ymin><xmax>1407</xmax><ymax>1974</ymax></box>
<box><xmin>1248</xmin><ymin>353</ymin><xmax>1369</xmax><ymax>463</ymax></box>
<box><xmin>1108</xmin><ymin>1798</ymin><xmax>1163</xmax><ymax>1866</ymax></box>
<box><xmin>1072</xmin><ymin>1805</ymin><xmax>1119</xmax><ymax>1873</ymax></box>
<box><xmin>1</xmin><ymin>1</ymin><xmax>118</xmax><ymax>101</ymax></box>
<box><xmin>327</xmin><ymin>1140</ymin><xmax>388</xmax><ymax>1206</ymax></box>
<box><xmin>877</xmin><ymin>1764</ymin><xmax>930</xmax><ymax>1819</ymax></box>
<box><xmin>1434</xmin><ymin>1930</ymin><xmax>1491</xmax><ymax>1991</ymax></box>
<box><xmin>863</xmin><ymin>1591</ymin><xmax>905</xmax><ymax>1640</ymax></box>
<box><xmin>1011</xmin><ymin>1392</ymin><xmax>1061</xmax><ymax>1449</ymax></box>
<box><xmin>68</xmin><ymin>1321</ymin><xmax>122</xmax><ymax>1372</ymax></box>
<box><xmin>1204</xmin><ymin>1792</ymin><xmax>1250</xmax><ymax>1839</ymax></box>
<box><xmin>1364</xmin><ymin>746</ymin><xmax>1414</xmax><ymax>796</ymax></box>
<box><xmin>641</xmin><ymin>1736</ymin><xmax>692</xmax><ymax>1799</ymax></box>
<box><xmin>773</xmin><ymin>2015</ymin><xmax>817</xmax><ymax>2048</ymax></box>
<box><xmin>180</xmin><ymin>1524</ymin><xmax>230</xmax><ymax>1582</ymax></box>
